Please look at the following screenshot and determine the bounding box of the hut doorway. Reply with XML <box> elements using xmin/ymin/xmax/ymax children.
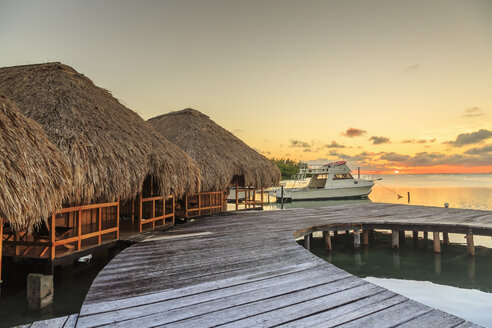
<box><xmin>119</xmin><ymin>176</ymin><xmax>175</xmax><ymax>233</ymax></box>
<box><xmin>229</xmin><ymin>176</ymin><xmax>264</xmax><ymax>211</ymax></box>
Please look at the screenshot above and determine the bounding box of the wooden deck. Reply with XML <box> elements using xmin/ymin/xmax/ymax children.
<box><xmin>38</xmin><ymin>203</ymin><xmax>492</xmax><ymax>327</ymax></box>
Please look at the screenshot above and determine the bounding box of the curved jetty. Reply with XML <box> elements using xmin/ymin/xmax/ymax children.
<box><xmin>69</xmin><ymin>203</ymin><xmax>490</xmax><ymax>327</ymax></box>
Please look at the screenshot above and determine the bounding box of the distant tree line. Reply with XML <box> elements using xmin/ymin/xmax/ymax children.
<box><xmin>270</xmin><ymin>158</ymin><xmax>302</xmax><ymax>180</ymax></box>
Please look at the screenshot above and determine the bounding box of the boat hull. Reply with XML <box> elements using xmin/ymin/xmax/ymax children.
<box><xmin>275</xmin><ymin>185</ymin><xmax>373</xmax><ymax>201</ymax></box>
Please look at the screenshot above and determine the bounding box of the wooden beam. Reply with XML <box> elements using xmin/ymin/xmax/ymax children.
<box><xmin>433</xmin><ymin>232</ymin><xmax>441</xmax><ymax>253</ymax></box>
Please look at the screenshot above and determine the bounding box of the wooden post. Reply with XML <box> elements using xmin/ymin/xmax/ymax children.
<box><xmin>304</xmin><ymin>234</ymin><xmax>311</xmax><ymax>251</ymax></box>
<box><xmin>466</xmin><ymin>232</ymin><xmax>475</xmax><ymax>256</ymax></box>
<box><xmin>185</xmin><ymin>195</ymin><xmax>189</xmax><ymax>218</ymax></box>
<box><xmin>209</xmin><ymin>192</ymin><xmax>212</xmax><ymax>213</ymax></box>
<box><xmin>392</xmin><ymin>230</ymin><xmax>399</xmax><ymax>250</ymax></box>
<box><xmin>407</xmin><ymin>192</ymin><xmax>410</xmax><ymax>204</ymax></box>
<box><xmin>354</xmin><ymin>230</ymin><xmax>361</xmax><ymax>250</ymax></box>
<box><xmin>443</xmin><ymin>232</ymin><xmax>450</xmax><ymax>245</ymax></box>
<box><xmin>131</xmin><ymin>198</ymin><xmax>135</xmax><ymax>229</ymax></box>
<box><xmin>399</xmin><ymin>230</ymin><xmax>405</xmax><ymax>240</ymax></box>
<box><xmin>333</xmin><ymin>231</ymin><xmax>338</xmax><ymax>238</ymax></box>
<box><xmin>423</xmin><ymin>231</ymin><xmax>428</xmax><ymax>240</ymax></box>
<box><xmin>77</xmin><ymin>209</ymin><xmax>82</xmax><ymax>250</ymax></box>
<box><xmin>0</xmin><ymin>218</ymin><xmax>3</xmax><ymax>285</ymax></box>
<box><xmin>280</xmin><ymin>185</ymin><xmax>284</xmax><ymax>209</ymax></box>
<box><xmin>434</xmin><ymin>253</ymin><xmax>441</xmax><ymax>275</ymax></box>
<box><xmin>138</xmin><ymin>192</ymin><xmax>143</xmax><ymax>233</ymax></box>
<box><xmin>235</xmin><ymin>179</ymin><xmax>239</xmax><ymax>211</ymax></box>
<box><xmin>172</xmin><ymin>196</ymin><xmax>175</xmax><ymax>225</ymax></box>
<box><xmin>261</xmin><ymin>188</ymin><xmax>264</xmax><ymax>207</ymax></box>
<box><xmin>116</xmin><ymin>198</ymin><xmax>120</xmax><ymax>239</ymax></box>
<box><xmin>198</xmin><ymin>193</ymin><xmax>202</xmax><ymax>216</ymax></box>
<box><xmin>362</xmin><ymin>230</ymin><xmax>369</xmax><ymax>246</ymax></box>
<box><xmin>98</xmin><ymin>207</ymin><xmax>102</xmax><ymax>245</ymax></box>
<box><xmin>50</xmin><ymin>214</ymin><xmax>56</xmax><ymax>260</ymax></box>
<box><xmin>323</xmin><ymin>231</ymin><xmax>331</xmax><ymax>251</ymax></box>
<box><xmin>412</xmin><ymin>231</ymin><xmax>418</xmax><ymax>240</ymax></box>
<box><xmin>152</xmin><ymin>199</ymin><xmax>155</xmax><ymax>230</ymax></box>
<box><xmin>433</xmin><ymin>232</ymin><xmax>441</xmax><ymax>253</ymax></box>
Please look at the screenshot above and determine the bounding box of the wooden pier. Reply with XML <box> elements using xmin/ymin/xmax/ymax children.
<box><xmin>28</xmin><ymin>203</ymin><xmax>492</xmax><ymax>327</ymax></box>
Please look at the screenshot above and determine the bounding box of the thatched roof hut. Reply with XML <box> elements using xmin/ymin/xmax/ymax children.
<box><xmin>148</xmin><ymin>108</ymin><xmax>281</xmax><ymax>192</ymax></box>
<box><xmin>0</xmin><ymin>95</ymin><xmax>70</xmax><ymax>231</ymax></box>
<box><xmin>0</xmin><ymin>63</ymin><xmax>200</xmax><ymax>205</ymax></box>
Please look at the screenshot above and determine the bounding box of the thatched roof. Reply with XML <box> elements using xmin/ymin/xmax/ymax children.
<box><xmin>0</xmin><ymin>95</ymin><xmax>71</xmax><ymax>231</ymax></box>
<box><xmin>0</xmin><ymin>63</ymin><xmax>200</xmax><ymax>204</ymax></box>
<box><xmin>148</xmin><ymin>108</ymin><xmax>281</xmax><ymax>192</ymax></box>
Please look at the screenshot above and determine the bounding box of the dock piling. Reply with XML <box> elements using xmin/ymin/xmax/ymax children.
<box><xmin>392</xmin><ymin>230</ymin><xmax>399</xmax><ymax>250</ymax></box>
<box><xmin>362</xmin><ymin>230</ymin><xmax>369</xmax><ymax>246</ymax></box>
<box><xmin>443</xmin><ymin>232</ymin><xmax>450</xmax><ymax>245</ymax></box>
<box><xmin>304</xmin><ymin>234</ymin><xmax>311</xmax><ymax>251</ymax></box>
<box><xmin>322</xmin><ymin>231</ymin><xmax>332</xmax><ymax>251</ymax></box>
<box><xmin>466</xmin><ymin>232</ymin><xmax>475</xmax><ymax>256</ymax></box>
<box><xmin>354</xmin><ymin>230</ymin><xmax>361</xmax><ymax>250</ymax></box>
<box><xmin>433</xmin><ymin>232</ymin><xmax>441</xmax><ymax>253</ymax></box>
<box><xmin>412</xmin><ymin>231</ymin><xmax>418</xmax><ymax>240</ymax></box>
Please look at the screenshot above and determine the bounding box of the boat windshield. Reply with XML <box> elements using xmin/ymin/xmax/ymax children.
<box><xmin>333</xmin><ymin>173</ymin><xmax>353</xmax><ymax>180</ymax></box>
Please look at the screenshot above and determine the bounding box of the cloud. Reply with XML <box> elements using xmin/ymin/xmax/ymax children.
<box><xmin>444</xmin><ymin>129</ymin><xmax>492</xmax><ymax>147</ymax></box>
<box><xmin>289</xmin><ymin>139</ymin><xmax>310</xmax><ymax>148</ymax></box>
<box><xmin>405</xmin><ymin>64</ymin><xmax>420</xmax><ymax>72</ymax></box>
<box><xmin>378</xmin><ymin>151</ymin><xmax>492</xmax><ymax>167</ymax></box>
<box><xmin>303</xmin><ymin>148</ymin><xmax>312</xmax><ymax>152</ymax></box>
<box><xmin>464</xmin><ymin>144</ymin><xmax>492</xmax><ymax>155</ymax></box>
<box><xmin>462</xmin><ymin>107</ymin><xmax>484</xmax><ymax>118</ymax></box>
<box><xmin>325</xmin><ymin>141</ymin><xmax>346</xmax><ymax>149</ymax></box>
<box><xmin>380</xmin><ymin>152</ymin><xmax>411</xmax><ymax>162</ymax></box>
<box><xmin>401</xmin><ymin>138</ymin><xmax>436</xmax><ymax>144</ymax></box>
<box><xmin>341</xmin><ymin>128</ymin><xmax>367</xmax><ymax>138</ymax></box>
<box><xmin>369</xmin><ymin>136</ymin><xmax>391</xmax><ymax>145</ymax></box>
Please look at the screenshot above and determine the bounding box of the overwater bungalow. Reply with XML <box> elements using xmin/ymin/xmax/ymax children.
<box><xmin>0</xmin><ymin>95</ymin><xmax>71</xmax><ymax>284</ymax></box>
<box><xmin>0</xmin><ymin>63</ymin><xmax>200</xmax><ymax>269</ymax></box>
<box><xmin>148</xmin><ymin>108</ymin><xmax>281</xmax><ymax>217</ymax></box>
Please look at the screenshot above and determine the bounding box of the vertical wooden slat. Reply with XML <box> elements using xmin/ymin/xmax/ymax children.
<box><xmin>209</xmin><ymin>192</ymin><xmax>212</xmax><ymax>214</ymax></box>
<box><xmin>50</xmin><ymin>213</ymin><xmax>56</xmax><ymax>260</ymax></box>
<box><xmin>261</xmin><ymin>188</ymin><xmax>264</xmax><ymax>207</ymax></box>
<box><xmin>172</xmin><ymin>196</ymin><xmax>175</xmax><ymax>225</ymax></box>
<box><xmin>98</xmin><ymin>206</ymin><xmax>102</xmax><ymax>245</ymax></box>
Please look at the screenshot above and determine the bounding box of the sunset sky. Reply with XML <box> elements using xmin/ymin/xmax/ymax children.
<box><xmin>1</xmin><ymin>0</ymin><xmax>491</xmax><ymax>174</ymax></box>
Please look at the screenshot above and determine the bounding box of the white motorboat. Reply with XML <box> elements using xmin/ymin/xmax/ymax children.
<box><xmin>273</xmin><ymin>161</ymin><xmax>375</xmax><ymax>201</ymax></box>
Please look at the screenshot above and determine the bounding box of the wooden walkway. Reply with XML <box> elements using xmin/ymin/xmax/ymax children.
<box><xmin>38</xmin><ymin>203</ymin><xmax>492</xmax><ymax>327</ymax></box>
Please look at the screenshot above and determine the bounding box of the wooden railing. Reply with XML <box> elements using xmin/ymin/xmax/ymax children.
<box><xmin>185</xmin><ymin>191</ymin><xmax>226</xmax><ymax>218</ymax></box>
<box><xmin>2</xmin><ymin>200</ymin><xmax>119</xmax><ymax>260</ymax></box>
<box><xmin>138</xmin><ymin>194</ymin><xmax>174</xmax><ymax>232</ymax></box>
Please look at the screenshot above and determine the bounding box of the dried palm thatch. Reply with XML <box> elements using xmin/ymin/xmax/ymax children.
<box><xmin>148</xmin><ymin>108</ymin><xmax>281</xmax><ymax>192</ymax></box>
<box><xmin>0</xmin><ymin>95</ymin><xmax>71</xmax><ymax>232</ymax></box>
<box><xmin>0</xmin><ymin>63</ymin><xmax>200</xmax><ymax>204</ymax></box>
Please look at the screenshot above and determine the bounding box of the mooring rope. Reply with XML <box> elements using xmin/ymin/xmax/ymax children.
<box><xmin>375</xmin><ymin>181</ymin><xmax>403</xmax><ymax>199</ymax></box>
